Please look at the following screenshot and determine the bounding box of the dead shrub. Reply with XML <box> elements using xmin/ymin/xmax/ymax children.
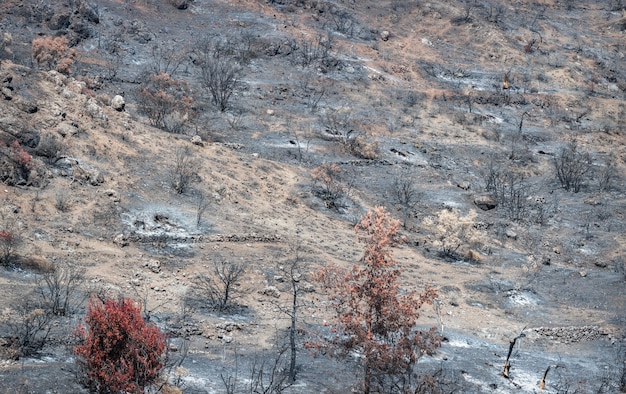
<box><xmin>0</xmin><ymin>140</ymin><xmax>35</xmax><ymax>186</ymax></box>
<box><xmin>424</xmin><ymin>208</ymin><xmax>484</xmax><ymax>260</ymax></box>
<box><xmin>37</xmin><ymin>261</ymin><xmax>86</xmax><ymax>316</ymax></box>
<box><xmin>55</xmin><ymin>191</ymin><xmax>71</xmax><ymax>212</ymax></box>
<box><xmin>0</xmin><ymin>206</ymin><xmax>23</xmax><ymax>266</ymax></box>
<box><xmin>169</xmin><ymin>146</ymin><xmax>197</xmax><ymax>194</ymax></box>
<box><xmin>483</xmin><ymin>162</ymin><xmax>530</xmax><ymax>221</ymax></box>
<box><xmin>32</xmin><ymin>36</ymin><xmax>76</xmax><ymax>74</ymax></box>
<box><xmin>1</xmin><ymin>297</ymin><xmax>52</xmax><ymax>359</ymax></box>
<box><xmin>136</xmin><ymin>73</ymin><xmax>194</xmax><ymax>133</ymax></box>
<box><xmin>311</xmin><ymin>162</ymin><xmax>348</xmax><ymax>210</ymax></box>
<box><xmin>553</xmin><ymin>139</ymin><xmax>592</xmax><ymax>192</ymax></box>
<box><xmin>195</xmin><ymin>40</ymin><xmax>242</xmax><ymax>112</ymax></box>
<box><xmin>192</xmin><ymin>259</ymin><xmax>246</xmax><ymax>311</ymax></box>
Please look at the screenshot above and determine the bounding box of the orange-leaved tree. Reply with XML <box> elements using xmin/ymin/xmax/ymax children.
<box><xmin>312</xmin><ymin>206</ymin><xmax>441</xmax><ymax>393</ymax></box>
<box><xmin>32</xmin><ymin>36</ymin><xmax>76</xmax><ymax>74</ymax></box>
<box><xmin>74</xmin><ymin>296</ymin><xmax>166</xmax><ymax>394</ymax></box>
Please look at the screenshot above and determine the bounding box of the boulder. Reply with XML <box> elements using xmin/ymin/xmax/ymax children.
<box><xmin>505</xmin><ymin>229</ymin><xmax>517</xmax><ymax>240</ymax></box>
<box><xmin>47</xmin><ymin>13</ymin><xmax>71</xmax><ymax>30</ymax></box>
<box><xmin>88</xmin><ymin>170</ymin><xmax>104</xmax><ymax>186</ymax></box>
<box><xmin>1</xmin><ymin>87</ymin><xmax>12</xmax><ymax>100</ymax></box>
<box><xmin>56</xmin><ymin>123</ymin><xmax>79</xmax><ymax>137</ymax></box>
<box><xmin>190</xmin><ymin>135</ymin><xmax>204</xmax><ymax>146</ymax></box>
<box><xmin>111</xmin><ymin>95</ymin><xmax>125</xmax><ymax>111</ymax></box>
<box><xmin>113</xmin><ymin>233</ymin><xmax>128</xmax><ymax>247</ymax></box>
<box><xmin>259</xmin><ymin>286</ymin><xmax>281</xmax><ymax>298</ymax></box>
<box><xmin>474</xmin><ymin>194</ymin><xmax>497</xmax><ymax>211</ymax></box>
<box><xmin>145</xmin><ymin>259</ymin><xmax>161</xmax><ymax>274</ymax></box>
<box><xmin>103</xmin><ymin>189</ymin><xmax>120</xmax><ymax>202</ymax></box>
<box><xmin>78</xmin><ymin>0</ymin><xmax>100</xmax><ymax>24</ymax></box>
<box><xmin>170</xmin><ymin>0</ymin><xmax>189</xmax><ymax>9</ymax></box>
<box><xmin>380</xmin><ymin>30</ymin><xmax>390</xmax><ymax>41</ymax></box>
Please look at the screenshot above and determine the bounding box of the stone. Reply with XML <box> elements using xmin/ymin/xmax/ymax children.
<box><xmin>505</xmin><ymin>229</ymin><xmax>517</xmax><ymax>240</ymax></box>
<box><xmin>421</xmin><ymin>38</ymin><xmax>433</xmax><ymax>47</ymax></box>
<box><xmin>1</xmin><ymin>87</ymin><xmax>12</xmax><ymax>100</ymax></box>
<box><xmin>104</xmin><ymin>189</ymin><xmax>120</xmax><ymax>202</ymax></box>
<box><xmin>457</xmin><ymin>181</ymin><xmax>471</xmax><ymax>190</ymax></box>
<box><xmin>47</xmin><ymin>13</ymin><xmax>71</xmax><ymax>30</ymax></box>
<box><xmin>474</xmin><ymin>194</ymin><xmax>497</xmax><ymax>211</ymax></box>
<box><xmin>260</xmin><ymin>286</ymin><xmax>281</xmax><ymax>298</ymax></box>
<box><xmin>89</xmin><ymin>171</ymin><xmax>104</xmax><ymax>186</ymax></box>
<box><xmin>113</xmin><ymin>234</ymin><xmax>128</xmax><ymax>247</ymax></box>
<box><xmin>145</xmin><ymin>259</ymin><xmax>161</xmax><ymax>274</ymax></box>
<box><xmin>191</xmin><ymin>135</ymin><xmax>204</xmax><ymax>146</ymax></box>
<box><xmin>380</xmin><ymin>30</ymin><xmax>390</xmax><ymax>41</ymax></box>
<box><xmin>78</xmin><ymin>0</ymin><xmax>100</xmax><ymax>23</ymax></box>
<box><xmin>56</xmin><ymin>123</ymin><xmax>79</xmax><ymax>137</ymax></box>
<box><xmin>111</xmin><ymin>95</ymin><xmax>125</xmax><ymax>111</ymax></box>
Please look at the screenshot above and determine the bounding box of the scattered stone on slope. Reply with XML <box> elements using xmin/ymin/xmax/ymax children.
<box><xmin>111</xmin><ymin>95</ymin><xmax>125</xmax><ymax>111</ymax></box>
<box><xmin>259</xmin><ymin>286</ymin><xmax>281</xmax><ymax>298</ymax></box>
<box><xmin>145</xmin><ymin>259</ymin><xmax>161</xmax><ymax>274</ymax></box>
<box><xmin>474</xmin><ymin>194</ymin><xmax>497</xmax><ymax>211</ymax></box>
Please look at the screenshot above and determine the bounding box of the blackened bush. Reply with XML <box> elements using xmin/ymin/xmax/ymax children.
<box><xmin>553</xmin><ymin>139</ymin><xmax>592</xmax><ymax>193</ymax></box>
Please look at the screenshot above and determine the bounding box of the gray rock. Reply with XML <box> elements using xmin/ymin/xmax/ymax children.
<box><xmin>48</xmin><ymin>14</ymin><xmax>71</xmax><ymax>30</ymax></box>
<box><xmin>1</xmin><ymin>87</ymin><xmax>12</xmax><ymax>100</ymax></box>
<box><xmin>113</xmin><ymin>234</ymin><xmax>128</xmax><ymax>247</ymax></box>
<box><xmin>89</xmin><ymin>171</ymin><xmax>104</xmax><ymax>186</ymax></box>
<box><xmin>260</xmin><ymin>286</ymin><xmax>281</xmax><ymax>298</ymax></box>
<box><xmin>103</xmin><ymin>189</ymin><xmax>120</xmax><ymax>202</ymax></box>
<box><xmin>191</xmin><ymin>135</ymin><xmax>204</xmax><ymax>146</ymax></box>
<box><xmin>457</xmin><ymin>181</ymin><xmax>471</xmax><ymax>190</ymax></box>
<box><xmin>111</xmin><ymin>95</ymin><xmax>125</xmax><ymax>111</ymax></box>
<box><xmin>56</xmin><ymin>123</ymin><xmax>79</xmax><ymax>137</ymax></box>
<box><xmin>145</xmin><ymin>259</ymin><xmax>161</xmax><ymax>274</ymax></box>
<box><xmin>505</xmin><ymin>229</ymin><xmax>517</xmax><ymax>240</ymax></box>
<box><xmin>474</xmin><ymin>194</ymin><xmax>497</xmax><ymax>211</ymax></box>
<box><xmin>380</xmin><ymin>30</ymin><xmax>390</xmax><ymax>41</ymax></box>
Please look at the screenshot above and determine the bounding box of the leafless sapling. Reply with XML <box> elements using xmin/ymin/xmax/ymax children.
<box><xmin>195</xmin><ymin>39</ymin><xmax>241</xmax><ymax>112</ymax></box>
<box><xmin>170</xmin><ymin>146</ymin><xmax>197</xmax><ymax>195</ymax></box>
<box><xmin>37</xmin><ymin>261</ymin><xmax>85</xmax><ymax>316</ymax></box>
<box><xmin>196</xmin><ymin>191</ymin><xmax>209</xmax><ymax>228</ymax></box>
<box><xmin>194</xmin><ymin>258</ymin><xmax>246</xmax><ymax>311</ymax></box>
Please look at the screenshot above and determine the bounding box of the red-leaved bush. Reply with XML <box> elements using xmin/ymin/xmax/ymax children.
<box><xmin>74</xmin><ymin>297</ymin><xmax>166</xmax><ymax>394</ymax></box>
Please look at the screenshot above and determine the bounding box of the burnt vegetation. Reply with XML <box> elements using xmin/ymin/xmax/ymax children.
<box><xmin>0</xmin><ymin>0</ymin><xmax>624</xmax><ymax>392</ymax></box>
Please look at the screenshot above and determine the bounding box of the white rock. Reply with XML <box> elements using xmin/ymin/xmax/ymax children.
<box><xmin>111</xmin><ymin>95</ymin><xmax>125</xmax><ymax>111</ymax></box>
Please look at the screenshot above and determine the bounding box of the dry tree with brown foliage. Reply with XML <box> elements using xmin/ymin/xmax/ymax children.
<box><xmin>32</xmin><ymin>36</ymin><xmax>76</xmax><ymax>74</ymax></box>
<box><xmin>310</xmin><ymin>207</ymin><xmax>441</xmax><ymax>393</ymax></box>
